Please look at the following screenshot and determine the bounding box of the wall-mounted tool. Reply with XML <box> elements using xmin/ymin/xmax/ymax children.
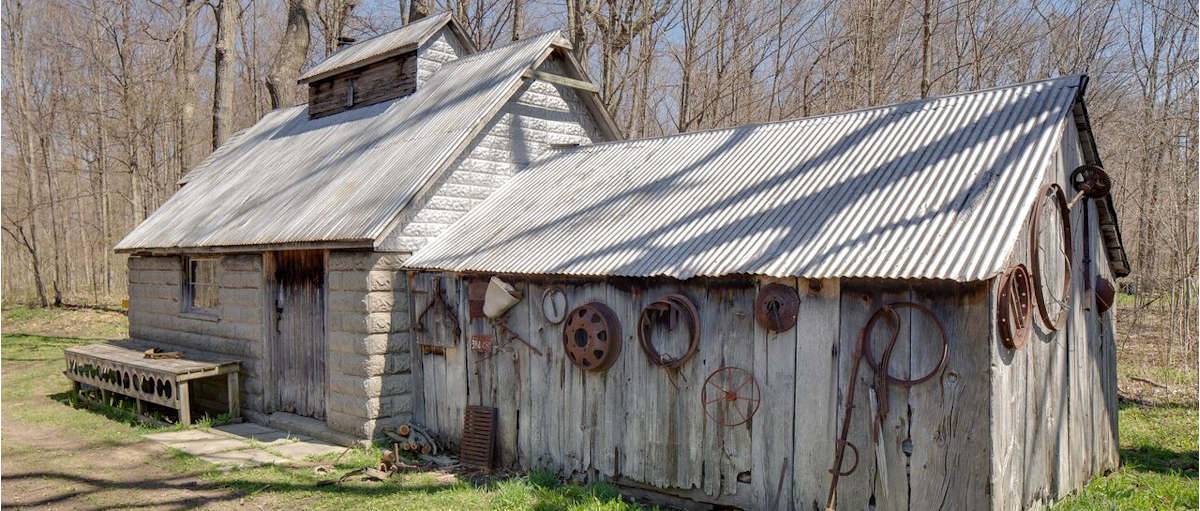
<box><xmin>467</xmin><ymin>279</ymin><xmax>489</xmax><ymax>319</ymax></box>
<box><xmin>1029</xmin><ymin>183</ymin><xmax>1074</xmax><ymax>331</ymax></box>
<box><xmin>1068</xmin><ymin>165</ymin><xmax>1112</xmax><ymax>313</ymax></box>
<box><xmin>415</xmin><ymin>276</ymin><xmax>462</xmax><ymax>342</ymax></box>
<box><xmin>997</xmin><ymin>264</ymin><xmax>1034</xmax><ymax>350</ymax></box>
<box><xmin>755</xmin><ymin>283</ymin><xmax>799</xmax><ymax>331</ymax></box>
<box><xmin>541</xmin><ymin>287</ymin><xmax>568</xmax><ymax>324</ymax></box>
<box><xmin>701</xmin><ymin>366</ymin><xmax>760</xmax><ymax>427</ymax></box>
<box><xmin>562</xmin><ymin>302</ymin><xmax>622</xmax><ymax>371</ymax></box>
<box><xmin>825</xmin><ymin>301</ymin><xmax>947</xmax><ymax>511</ymax></box>
<box><xmin>638</xmin><ymin>294</ymin><xmax>701</xmax><ymax>369</ymax></box>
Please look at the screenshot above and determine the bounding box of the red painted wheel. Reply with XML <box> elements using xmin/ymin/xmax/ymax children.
<box><xmin>701</xmin><ymin>366</ymin><xmax>761</xmax><ymax>427</ymax></box>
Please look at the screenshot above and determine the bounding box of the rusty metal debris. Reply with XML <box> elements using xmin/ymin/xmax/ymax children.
<box><xmin>415</xmin><ymin>276</ymin><xmax>462</xmax><ymax>339</ymax></box>
<box><xmin>998</xmin><ymin>265</ymin><xmax>1034</xmax><ymax>350</ymax></box>
<box><xmin>1029</xmin><ymin>183</ymin><xmax>1073</xmax><ymax>331</ymax></box>
<box><xmin>825</xmin><ymin>301</ymin><xmax>947</xmax><ymax>511</ymax></box>
<box><xmin>1095</xmin><ymin>277</ymin><xmax>1116</xmax><ymax>313</ymax></box>
<box><xmin>461</xmin><ymin>406</ymin><xmax>497</xmax><ymax>471</ymax></box>
<box><xmin>638</xmin><ymin>294</ymin><xmax>701</xmax><ymax>369</ymax></box>
<box><xmin>493</xmin><ymin>319</ymin><xmax>544</xmax><ymax>357</ymax></box>
<box><xmin>142</xmin><ymin>348</ymin><xmax>182</xmax><ymax>359</ymax></box>
<box><xmin>470</xmin><ymin>335</ymin><xmax>493</xmax><ymax>354</ymax></box>
<box><xmin>701</xmin><ymin>366</ymin><xmax>761</xmax><ymax>427</ymax></box>
<box><xmin>755</xmin><ymin>283</ymin><xmax>800</xmax><ymax>331</ymax></box>
<box><xmin>563</xmin><ymin>302</ymin><xmax>622</xmax><ymax>371</ymax></box>
<box><xmin>468</xmin><ymin>279</ymin><xmax>489</xmax><ymax>319</ymax></box>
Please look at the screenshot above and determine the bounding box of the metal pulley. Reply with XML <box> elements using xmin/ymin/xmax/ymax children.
<box><xmin>997</xmin><ymin>264</ymin><xmax>1034</xmax><ymax>349</ymax></box>
<box><xmin>1067</xmin><ymin>165</ymin><xmax>1112</xmax><ymax>209</ymax></box>
<box><xmin>701</xmin><ymin>366</ymin><xmax>761</xmax><ymax>427</ymax></box>
<box><xmin>755</xmin><ymin>283</ymin><xmax>799</xmax><ymax>331</ymax></box>
<box><xmin>562</xmin><ymin>302</ymin><xmax>622</xmax><ymax>371</ymax></box>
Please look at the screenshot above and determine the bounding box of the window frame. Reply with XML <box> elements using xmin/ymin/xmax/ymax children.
<box><xmin>182</xmin><ymin>256</ymin><xmax>221</xmax><ymax>316</ymax></box>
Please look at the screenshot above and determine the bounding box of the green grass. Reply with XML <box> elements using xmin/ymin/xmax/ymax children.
<box><xmin>1051</xmin><ymin>404</ymin><xmax>1198</xmax><ymax>510</ymax></box>
<box><xmin>4</xmin><ymin>325</ymin><xmax>1194</xmax><ymax>510</ymax></box>
<box><xmin>3</xmin><ymin>306</ymin><xmax>59</xmax><ymax>321</ymax></box>
<box><xmin>1</xmin><ymin>331</ymin><xmax>653</xmax><ymax>510</ymax></box>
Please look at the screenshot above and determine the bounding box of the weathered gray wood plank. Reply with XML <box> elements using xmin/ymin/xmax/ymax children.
<box><xmin>791</xmin><ymin>278</ymin><xmax>840</xmax><ymax>510</ymax></box>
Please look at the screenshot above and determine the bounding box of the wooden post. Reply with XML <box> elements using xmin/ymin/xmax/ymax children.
<box><xmin>136</xmin><ymin>398</ymin><xmax>143</xmax><ymax>416</ymax></box>
<box><xmin>227</xmin><ymin>372</ymin><xmax>241</xmax><ymax>420</ymax></box>
<box><xmin>178</xmin><ymin>381</ymin><xmax>192</xmax><ymax>425</ymax></box>
<box><xmin>101</xmin><ymin>389</ymin><xmax>111</xmax><ymax>406</ymax></box>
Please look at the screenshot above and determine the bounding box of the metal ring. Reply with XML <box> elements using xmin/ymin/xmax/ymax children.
<box><xmin>1029</xmin><ymin>183</ymin><xmax>1073</xmax><ymax>331</ymax></box>
<box><xmin>638</xmin><ymin>294</ymin><xmax>701</xmax><ymax>369</ymax></box>
<box><xmin>861</xmin><ymin>301</ymin><xmax>949</xmax><ymax>387</ymax></box>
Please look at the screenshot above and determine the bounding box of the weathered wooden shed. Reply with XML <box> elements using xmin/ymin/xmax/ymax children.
<box><xmin>403</xmin><ymin>75</ymin><xmax>1130</xmax><ymax>510</ymax></box>
<box><xmin>114</xmin><ymin>14</ymin><xmax>619</xmax><ymax>444</ymax></box>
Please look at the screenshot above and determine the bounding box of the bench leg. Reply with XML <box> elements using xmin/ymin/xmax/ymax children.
<box><xmin>226</xmin><ymin>373</ymin><xmax>241</xmax><ymax>420</ymax></box>
<box><xmin>178</xmin><ymin>381</ymin><xmax>191</xmax><ymax>425</ymax></box>
<box><xmin>136</xmin><ymin>398</ymin><xmax>143</xmax><ymax>416</ymax></box>
<box><xmin>101</xmin><ymin>389</ymin><xmax>111</xmax><ymax>407</ymax></box>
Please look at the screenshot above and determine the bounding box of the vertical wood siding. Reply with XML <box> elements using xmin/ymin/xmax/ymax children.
<box><xmin>272</xmin><ymin>250</ymin><xmax>327</xmax><ymax>418</ymax></box>
<box><xmin>412</xmin><ymin>273</ymin><xmax>993</xmax><ymax>509</ymax></box>
<box><xmin>988</xmin><ymin>121</ymin><xmax>1120</xmax><ymax>509</ymax></box>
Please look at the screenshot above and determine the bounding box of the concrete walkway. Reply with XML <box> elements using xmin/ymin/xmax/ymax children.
<box><xmin>145</xmin><ymin>422</ymin><xmax>346</xmax><ymax>468</ymax></box>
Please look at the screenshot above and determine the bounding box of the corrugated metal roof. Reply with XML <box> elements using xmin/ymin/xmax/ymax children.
<box><xmin>406</xmin><ymin>75</ymin><xmax>1090</xmax><ymax>281</ymax></box>
<box><xmin>297</xmin><ymin>13</ymin><xmax>452</xmax><ymax>84</ymax></box>
<box><xmin>116</xmin><ymin>31</ymin><xmax>564</xmax><ymax>252</ymax></box>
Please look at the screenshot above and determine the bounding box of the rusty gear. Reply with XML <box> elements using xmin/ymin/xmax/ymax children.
<box><xmin>563</xmin><ymin>302</ymin><xmax>622</xmax><ymax>371</ymax></box>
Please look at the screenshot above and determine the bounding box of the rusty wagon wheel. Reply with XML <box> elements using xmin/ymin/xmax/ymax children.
<box><xmin>1029</xmin><ymin>183</ymin><xmax>1073</xmax><ymax>331</ymax></box>
<box><xmin>701</xmin><ymin>366</ymin><xmax>761</xmax><ymax>427</ymax></box>
<box><xmin>562</xmin><ymin>302</ymin><xmax>622</xmax><ymax>371</ymax></box>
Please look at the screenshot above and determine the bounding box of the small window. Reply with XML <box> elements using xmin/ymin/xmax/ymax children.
<box><xmin>346</xmin><ymin>78</ymin><xmax>356</xmax><ymax>107</ymax></box>
<box><xmin>183</xmin><ymin>257</ymin><xmax>220</xmax><ymax>314</ymax></box>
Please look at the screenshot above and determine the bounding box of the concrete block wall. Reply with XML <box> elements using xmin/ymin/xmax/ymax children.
<box><xmin>127</xmin><ymin>254</ymin><xmax>265</xmax><ymax>412</ymax></box>
<box><xmin>378</xmin><ymin>55</ymin><xmax>603</xmax><ymax>252</ymax></box>
<box><xmin>325</xmin><ymin>251</ymin><xmax>413</xmax><ymax>439</ymax></box>
<box><xmin>417</xmin><ymin>27</ymin><xmax>466</xmax><ymax>88</ymax></box>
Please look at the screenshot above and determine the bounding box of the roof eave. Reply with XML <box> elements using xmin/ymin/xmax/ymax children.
<box><xmin>1070</xmin><ymin>76</ymin><xmax>1131</xmax><ymax>277</ymax></box>
<box><xmin>116</xmin><ymin>239</ymin><xmax>375</xmax><ymax>256</ymax></box>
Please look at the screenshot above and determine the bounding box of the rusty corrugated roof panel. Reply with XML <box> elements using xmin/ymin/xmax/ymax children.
<box><xmin>115</xmin><ymin>31</ymin><xmax>563</xmax><ymax>252</ymax></box>
<box><xmin>407</xmin><ymin>75</ymin><xmax>1091</xmax><ymax>281</ymax></box>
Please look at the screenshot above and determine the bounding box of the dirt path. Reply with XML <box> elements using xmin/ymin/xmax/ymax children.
<box><xmin>0</xmin><ymin>342</ymin><xmax>249</xmax><ymax>510</ymax></box>
<box><xmin>1</xmin><ymin>414</ymin><xmax>245</xmax><ymax>510</ymax></box>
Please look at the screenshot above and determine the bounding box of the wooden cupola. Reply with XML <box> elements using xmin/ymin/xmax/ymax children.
<box><xmin>297</xmin><ymin>13</ymin><xmax>475</xmax><ymax>119</ymax></box>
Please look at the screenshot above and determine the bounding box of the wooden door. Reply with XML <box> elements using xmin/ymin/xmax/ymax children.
<box><xmin>272</xmin><ymin>251</ymin><xmax>326</xmax><ymax>419</ymax></box>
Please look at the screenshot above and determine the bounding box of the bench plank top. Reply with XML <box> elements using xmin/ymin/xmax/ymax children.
<box><xmin>65</xmin><ymin>341</ymin><xmax>239</xmax><ymax>378</ymax></box>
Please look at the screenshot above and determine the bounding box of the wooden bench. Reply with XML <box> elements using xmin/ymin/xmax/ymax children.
<box><xmin>63</xmin><ymin>341</ymin><xmax>241</xmax><ymax>425</ymax></box>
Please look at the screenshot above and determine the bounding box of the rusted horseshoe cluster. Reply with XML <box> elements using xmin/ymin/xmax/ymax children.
<box><xmin>755</xmin><ymin>283</ymin><xmax>799</xmax><ymax>331</ymax></box>
<box><xmin>638</xmin><ymin>294</ymin><xmax>701</xmax><ymax>369</ymax></box>
<box><xmin>997</xmin><ymin>265</ymin><xmax>1034</xmax><ymax>349</ymax></box>
<box><xmin>562</xmin><ymin>302</ymin><xmax>622</xmax><ymax>371</ymax></box>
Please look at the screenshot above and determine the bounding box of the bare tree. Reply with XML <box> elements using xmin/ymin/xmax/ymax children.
<box><xmin>266</xmin><ymin>0</ymin><xmax>313</xmax><ymax>110</ymax></box>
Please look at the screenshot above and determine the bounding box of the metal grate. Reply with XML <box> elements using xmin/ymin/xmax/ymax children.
<box><xmin>461</xmin><ymin>406</ymin><xmax>497</xmax><ymax>471</ymax></box>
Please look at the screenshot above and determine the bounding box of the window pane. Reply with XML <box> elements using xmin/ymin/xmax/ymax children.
<box><xmin>185</xmin><ymin>259</ymin><xmax>220</xmax><ymax>312</ymax></box>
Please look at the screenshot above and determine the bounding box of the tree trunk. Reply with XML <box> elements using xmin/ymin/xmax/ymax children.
<box><xmin>511</xmin><ymin>0</ymin><xmax>523</xmax><ymax>41</ymax></box>
<box><xmin>409</xmin><ymin>0</ymin><xmax>431</xmax><ymax>21</ymax></box>
<box><xmin>266</xmin><ymin>0</ymin><xmax>313</xmax><ymax>110</ymax></box>
<box><xmin>212</xmin><ymin>0</ymin><xmax>237</xmax><ymax>149</ymax></box>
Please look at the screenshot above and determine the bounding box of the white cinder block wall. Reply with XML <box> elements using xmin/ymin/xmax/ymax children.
<box><xmin>378</xmin><ymin>55</ymin><xmax>604</xmax><ymax>251</ymax></box>
<box><xmin>126</xmin><ymin>254</ymin><xmax>266</xmax><ymax>413</ymax></box>
<box><xmin>325</xmin><ymin>252</ymin><xmax>413</xmax><ymax>439</ymax></box>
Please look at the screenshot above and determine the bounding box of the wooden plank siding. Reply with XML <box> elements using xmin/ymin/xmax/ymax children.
<box><xmin>411</xmin><ymin>273</ymin><xmax>994</xmax><ymax>509</ymax></box>
<box><xmin>307</xmin><ymin>52</ymin><xmax>417</xmax><ymax>119</ymax></box>
<box><xmin>988</xmin><ymin>120</ymin><xmax>1120</xmax><ymax>509</ymax></box>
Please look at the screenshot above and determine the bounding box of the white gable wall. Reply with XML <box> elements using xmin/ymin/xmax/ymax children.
<box><xmin>378</xmin><ymin>56</ymin><xmax>604</xmax><ymax>252</ymax></box>
<box><xmin>416</xmin><ymin>27</ymin><xmax>467</xmax><ymax>88</ymax></box>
